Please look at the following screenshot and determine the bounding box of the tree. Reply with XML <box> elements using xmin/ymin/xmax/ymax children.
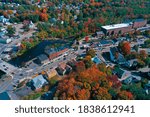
<box><xmin>118</xmin><ymin>91</ymin><xmax>134</xmax><ymax>100</ymax></box>
<box><xmin>119</xmin><ymin>41</ymin><xmax>131</xmax><ymax>55</ymax></box>
<box><xmin>83</xmin><ymin>55</ymin><xmax>93</xmax><ymax>68</ymax></box>
<box><xmin>75</xmin><ymin>89</ymin><xmax>90</xmax><ymax>100</ymax></box>
<box><xmin>86</xmin><ymin>48</ymin><xmax>96</xmax><ymax>58</ymax></box>
<box><xmin>139</xmin><ymin>50</ymin><xmax>147</xmax><ymax>60</ymax></box>
<box><xmin>107</xmin><ymin>75</ymin><xmax>122</xmax><ymax>89</ymax></box>
<box><xmin>92</xmin><ymin>87</ymin><xmax>112</xmax><ymax>100</ymax></box>
<box><xmin>75</xmin><ymin>61</ymin><xmax>86</xmax><ymax>73</ymax></box>
<box><xmin>7</xmin><ymin>25</ymin><xmax>15</xmax><ymax>36</ymax></box>
<box><xmin>37</xmin><ymin>30</ymin><xmax>48</xmax><ymax>40</ymax></box>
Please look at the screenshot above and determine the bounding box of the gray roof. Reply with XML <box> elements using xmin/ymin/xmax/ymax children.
<box><xmin>31</xmin><ymin>75</ymin><xmax>48</xmax><ymax>89</ymax></box>
<box><xmin>37</xmin><ymin>54</ymin><xmax>48</xmax><ymax>62</ymax></box>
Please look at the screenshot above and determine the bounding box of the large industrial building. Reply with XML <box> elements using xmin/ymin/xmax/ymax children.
<box><xmin>101</xmin><ymin>19</ymin><xmax>147</xmax><ymax>36</ymax></box>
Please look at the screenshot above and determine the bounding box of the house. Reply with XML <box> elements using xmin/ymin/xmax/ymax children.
<box><xmin>29</xmin><ymin>75</ymin><xmax>48</xmax><ymax>90</ymax></box>
<box><xmin>23</xmin><ymin>20</ymin><xmax>34</xmax><ymax>29</ymax></box>
<box><xmin>37</xmin><ymin>54</ymin><xmax>49</xmax><ymax>65</ymax></box>
<box><xmin>113</xmin><ymin>67</ymin><xmax>131</xmax><ymax>80</ymax></box>
<box><xmin>92</xmin><ymin>56</ymin><xmax>102</xmax><ymax>64</ymax></box>
<box><xmin>144</xmin><ymin>81</ymin><xmax>150</xmax><ymax>94</ymax></box>
<box><xmin>122</xmin><ymin>76</ymin><xmax>132</xmax><ymax>84</ymax></box>
<box><xmin>125</xmin><ymin>59</ymin><xmax>138</xmax><ymax>68</ymax></box>
<box><xmin>109</xmin><ymin>47</ymin><xmax>126</xmax><ymax>64</ymax></box>
<box><xmin>96</xmin><ymin>31</ymin><xmax>105</xmax><ymax>38</ymax></box>
<box><xmin>67</xmin><ymin>59</ymin><xmax>77</xmax><ymax>70</ymax></box>
<box><xmin>0</xmin><ymin>31</ymin><xmax>5</xmax><ymax>37</ymax></box>
<box><xmin>0</xmin><ymin>16</ymin><xmax>9</xmax><ymax>24</ymax></box>
<box><xmin>41</xmin><ymin>87</ymin><xmax>57</xmax><ymax>100</ymax></box>
<box><xmin>122</xmin><ymin>75</ymin><xmax>141</xmax><ymax>84</ymax></box>
<box><xmin>3</xmin><ymin>47</ymin><xmax>13</xmax><ymax>54</ymax></box>
<box><xmin>99</xmin><ymin>40</ymin><xmax>114</xmax><ymax>47</ymax></box>
<box><xmin>0</xmin><ymin>37</ymin><xmax>12</xmax><ymax>44</ymax></box>
<box><xmin>56</xmin><ymin>63</ymin><xmax>72</xmax><ymax>75</ymax></box>
<box><xmin>46</xmin><ymin>69</ymin><xmax>58</xmax><ymax>79</ymax></box>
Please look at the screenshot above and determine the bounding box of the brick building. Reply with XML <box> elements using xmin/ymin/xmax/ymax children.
<box><xmin>101</xmin><ymin>19</ymin><xmax>147</xmax><ymax>36</ymax></box>
<box><xmin>44</xmin><ymin>47</ymin><xmax>69</xmax><ymax>61</ymax></box>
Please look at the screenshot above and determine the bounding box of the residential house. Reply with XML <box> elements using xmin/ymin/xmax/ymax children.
<box><xmin>37</xmin><ymin>54</ymin><xmax>49</xmax><ymax>65</ymax></box>
<box><xmin>0</xmin><ymin>15</ymin><xmax>9</xmax><ymax>24</ymax></box>
<box><xmin>144</xmin><ymin>81</ymin><xmax>150</xmax><ymax>94</ymax></box>
<box><xmin>96</xmin><ymin>31</ymin><xmax>105</xmax><ymax>38</ymax></box>
<box><xmin>0</xmin><ymin>37</ymin><xmax>12</xmax><ymax>44</ymax></box>
<box><xmin>92</xmin><ymin>56</ymin><xmax>102</xmax><ymax>65</ymax></box>
<box><xmin>3</xmin><ymin>47</ymin><xmax>13</xmax><ymax>54</ymax></box>
<box><xmin>67</xmin><ymin>59</ymin><xmax>77</xmax><ymax>70</ymax></box>
<box><xmin>29</xmin><ymin>75</ymin><xmax>48</xmax><ymax>90</ymax></box>
<box><xmin>122</xmin><ymin>75</ymin><xmax>141</xmax><ymax>84</ymax></box>
<box><xmin>109</xmin><ymin>47</ymin><xmax>126</xmax><ymax>64</ymax></box>
<box><xmin>113</xmin><ymin>67</ymin><xmax>131</xmax><ymax>80</ymax></box>
<box><xmin>56</xmin><ymin>63</ymin><xmax>72</xmax><ymax>75</ymax></box>
<box><xmin>23</xmin><ymin>20</ymin><xmax>35</xmax><ymax>29</ymax></box>
<box><xmin>41</xmin><ymin>87</ymin><xmax>57</xmax><ymax>100</ymax></box>
<box><xmin>46</xmin><ymin>69</ymin><xmax>58</xmax><ymax>80</ymax></box>
<box><xmin>124</xmin><ymin>59</ymin><xmax>138</xmax><ymax>68</ymax></box>
<box><xmin>99</xmin><ymin>40</ymin><xmax>114</xmax><ymax>47</ymax></box>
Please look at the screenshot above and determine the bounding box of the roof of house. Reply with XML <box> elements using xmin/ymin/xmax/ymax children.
<box><xmin>127</xmin><ymin>59</ymin><xmax>138</xmax><ymax>64</ymax></box>
<box><xmin>102</xmin><ymin>23</ymin><xmax>130</xmax><ymax>30</ymax></box>
<box><xmin>110</xmin><ymin>47</ymin><xmax>119</xmax><ymax>56</ymax></box>
<box><xmin>96</xmin><ymin>31</ymin><xmax>104</xmax><ymax>35</ymax></box>
<box><xmin>0</xmin><ymin>92</ymin><xmax>11</xmax><ymax>100</ymax></box>
<box><xmin>113</xmin><ymin>67</ymin><xmax>125</xmax><ymax>78</ymax></box>
<box><xmin>100</xmin><ymin>40</ymin><xmax>113</xmax><ymax>45</ymax></box>
<box><xmin>31</xmin><ymin>75</ymin><xmax>48</xmax><ymax>89</ymax></box>
<box><xmin>92</xmin><ymin>56</ymin><xmax>102</xmax><ymax>64</ymax></box>
<box><xmin>133</xmin><ymin>19</ymin><xmax>146</xmax><ymax>22</ymax></box>
<box><xmin>117</xmin><ymin>53</ymin><xmax>126</xmax><ymax>63</ymax></box>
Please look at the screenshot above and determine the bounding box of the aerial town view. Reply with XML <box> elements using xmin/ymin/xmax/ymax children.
<box><xmin>0</xmin><ymin>0</ymin><xmax>150</xmax><ymax>100</ymax></box>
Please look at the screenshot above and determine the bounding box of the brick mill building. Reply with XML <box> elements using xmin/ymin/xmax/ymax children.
<box><xmin>101</xmin><ymin>19</ymin><xmax>147</xmax><ymax>36</ymax></box>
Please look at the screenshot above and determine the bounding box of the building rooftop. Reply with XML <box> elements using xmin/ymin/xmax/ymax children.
<box><xmin>133</xmin><ymin>19</ymin><xmax>145</xmax><ymax>22</ymax></box>
<box><xmin>102</xmin><ymin>23</ymin><xmax>131</xmax><ymax>30</ymax></box>
<box><xmin>31</xmin><ymin>75</ymin><xmax>48</xmax><ymax>89</ymax></box>
<box><xmin>92</xmin><ymin>56</ymin><xmax>102</xmax><ymax>64</ymax></box>
<box><xmin>37</xmin><ymin>54</ymin><xmax>48</xmax><ymax>62</ymax></box>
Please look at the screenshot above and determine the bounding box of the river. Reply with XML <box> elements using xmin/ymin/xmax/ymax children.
<box><xmin>8</xmin><ymin>40</ymin><xmax>72</xmax><ymax>67</ymax></box>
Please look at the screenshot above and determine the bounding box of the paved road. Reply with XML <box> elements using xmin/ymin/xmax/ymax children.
<box><xmin>0</xmin><ymin>59</ymin><xmax>18</xmax><ymax>75</ymax></box>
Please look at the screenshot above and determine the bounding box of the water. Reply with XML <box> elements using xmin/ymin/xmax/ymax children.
<box><xmin>8</xmin><ymin>40</ymin><xmax>72</xmax><ymax>67</ymax></box>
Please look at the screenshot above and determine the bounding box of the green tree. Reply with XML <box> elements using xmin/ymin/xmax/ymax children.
<box><xmin>7</xmin><ymin>25</ymin><xmax>15</xmax><ymax>36</ymax></box>
<box><xmin>86</xmin><ymin>48</ymin><xmax>96</xmax><ymax>58</ymax></box>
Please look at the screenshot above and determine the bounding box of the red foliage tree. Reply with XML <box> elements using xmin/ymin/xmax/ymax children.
<box><xmin>107</xmin><ymin>75</ymin><xmax>122</xmax><ymax>89</ymax></box>
<box><xmin>118</xmin><ymin>91</ymin><xmax>134</xmax><ymax>100</ymax></box>
<box><xmin>120</xmin><ymin>41</ymin><xmax>131</xmax><ymax>55</ymax></box>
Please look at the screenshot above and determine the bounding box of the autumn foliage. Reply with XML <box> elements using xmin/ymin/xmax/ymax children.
<box><xmin>54</xmin><ymin>61</ymin><xmax>132</xmax><ymax>100</ymax></box>
<box><xmin>119</xmin><ymin>41</ymin><xmax>131</xmax><ymax>55</ymax></box>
